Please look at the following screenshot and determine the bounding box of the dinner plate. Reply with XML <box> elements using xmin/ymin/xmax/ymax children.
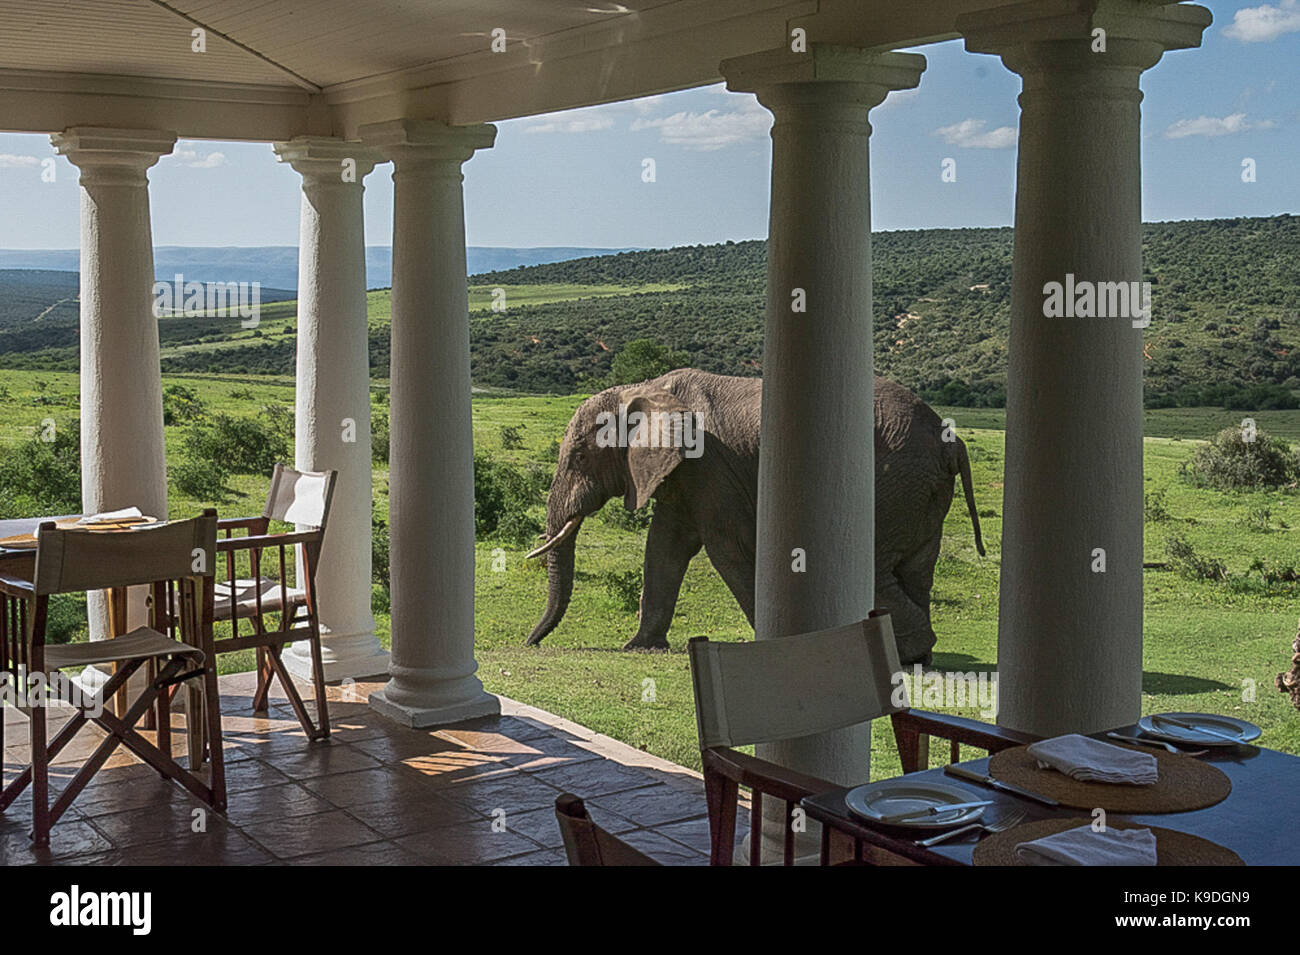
<box><xmin>844</xmin><ymin>779</ymin><xmax>986</xmax><ymax>829</ymax></box>
<box><xmin>1138</xmin><ymin>712</ymin><xmax>1260</xmax><ymax>748</ymax></box>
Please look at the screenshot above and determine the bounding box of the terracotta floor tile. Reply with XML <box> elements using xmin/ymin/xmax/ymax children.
<box><xmin>299</xmin><ymin>766</ymin><xmax>440</xmax><ymax>808</ymax></box>
<box><xmin>590</xmin><ymin>785</ymin><xmax>708</xmax><ymax>828</ymax></box>
<box><xmin>1</xmin><ymin>819</ymin><xmax>112</xmax><ymax>864</ymax></box>
<box><xmin>350</xmin><ymin>730</ymin><xmax>461</xmax><ymax>764</ymax></box>
<box><xmin>618</xmin><ymin>829</ymin><xmax>709</xmax><ymax>866</ymax></box>
<box><xmin>94</xmin><ymin>829</ymin><xmax>273</xmax><ymax>866</ymax></box>
<box><xmin>224</xmin><ymin>781</ymin><xmax>334</xmax><ymax>825</ymax></box>
<box><xmin>258</xmin><ymin>742</ymin><xmax>382</xmax><ymax>779</ymax></box>
<box><xmin>239</xmin><ymin>809</ymin><xmax>385</xmax><ymax>859</ymax></box>
<box><xmin>219</xmin><ymin>756</ymin><xmax>292</xmax><ymax>793</ymax></box>
<box><xmin>89</xmin><ymin>797</ymin><xmax>231</xmax><ymax>849</ymax></box>
<box><xmin>396</xmin><ymin>749</ymin><xmax>517</xmax><ymax>788</ymax></box>
<box><xmin>438</xmin><ymin>771</ymin><xmax>564</xmax><ymax>816</ymax></box>
<box><xmin>294</xmin><ymin>839</ymin><xmax>426</xmax><ymax>866</ymax></box>
<box><xmin>344</xmin><ymin>793</ymin><xmax>480</xmax><ymax>837</ymax></box>
<box><xmin>495</xmin><ymin>802</ymin><xmax>637</xmax><ymax>849</ymax></box>
<box><xmin>400</xmin><ymin>820</ymin><xmax>544</xmax><ymax>864</ymax></box>
<box><xmin>529</xmin><ymin>759</ymin><xmax>662</xmax><ymax>798</ymax></box>
<box><xmin>491</xmin><ymin>847</ymin><xmax>569</xmax><ymax>866</ymax></box>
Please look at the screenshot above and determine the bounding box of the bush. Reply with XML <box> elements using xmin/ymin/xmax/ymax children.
<box><xmin>162</xmin><ymin>384</ymin><xmax>204</xmax><ymax>425</ymax></box>
<box><xmin>499</xmin><ymin>425</ymin><xmax>524</xmax><ymax>450</ymax></box>
<box><xmin>1164</xmin><ymin>534</ymin><xmax>1228</xmax><ymax>582</ymax></box>
<box><xmin>0</xmin><ymin>425</ymin><xmax>82</xmax><ymax>518</ymax></box>
<box><xmin>182</xmin><ymin>413</ymin><xmax>289</xmax><ymax>476</ymax></box>
<box><xmin>45</xmin><ymin>593</ymin><xmax>87</xmax><ymax>645</ymax></box>
<box><xmin>1180</xmin><ymin>427</ymin><xmax>1300</xmax><ymax>490</ymax></box>
<box><xmin>602</xmin><ymin>568</ymin><xmax>643</xmax><ymax>612</ymax></box>
<box><xmin>171</xmin><ymin>456</ymin><xmax>230</xmax><ymax>502</ymax></box>
<box><xmin>474</xmin><ymin>451</ymin><xmax>546</xmax><ymax>545</ymax></box>
<box><xmin>1143</xmin><ymin>490</ymin><xmax>1170</xmax><ymax>523</ymax></box>
<box><xmin>372</xmin><ymin>405</ymin><xmax>390</xmax><ymax>464</ymax></box>
<box><xmin>609</xmin><ymin>339</ymin><xmax>690</xmax><ymax>386</ymax></box>
<box><xmin>601</xmin><ymin>496</ymin><xmax>654</xmax><ymax>531</ymax></box>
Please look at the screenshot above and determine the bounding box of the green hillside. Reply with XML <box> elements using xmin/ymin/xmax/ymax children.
<box><xmin>1</xmin><ymin>215</ymin><xmax>1297</xmax><ymax>409</ymax></box>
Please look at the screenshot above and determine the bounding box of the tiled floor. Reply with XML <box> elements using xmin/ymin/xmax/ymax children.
<box><xmin>1</xmin><ymin>672</ymin><xmax>727</xmax><ymax>865</ymax></box>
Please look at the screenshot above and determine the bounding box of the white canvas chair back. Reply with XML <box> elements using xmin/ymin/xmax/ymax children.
<box><xmin>689</xmin><ymin>613</ymin><xmax>907</xmax><ymax>750</ymax></box>
<box><xmin>33</xmin><ymin>514</ymin><xmax>218</xmax><ymax>596</ymax></box>
<box><xmin>264</xmin><ymin>463</ymin><xmax>335</xmax><ymax>530</ymax></box>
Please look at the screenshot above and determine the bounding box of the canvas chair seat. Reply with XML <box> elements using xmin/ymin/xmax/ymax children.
<box><xmin>213</xmin><ymin>577</ymin><xmax>307</xmax><ymax>618</ymax></box>
<box><xmin>43</xmin><ymin>626</ymin><xmax>202</xmax><ymax>670</ymax></box>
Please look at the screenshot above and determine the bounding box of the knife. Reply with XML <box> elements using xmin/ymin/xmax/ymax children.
<box><xmin>944</xmin><ymin>764</ymin><xmax>1060</xmax><ymax>807</ymax></box>
<box><xmin>877</xmin><ymin>800</ymin><xmax>993</xmax><ymax>824</ymax></box>
<box><xmin>1151</xmin><ymin>714</ymin><xmax>1242</xmax><ymax>744</ymax></box>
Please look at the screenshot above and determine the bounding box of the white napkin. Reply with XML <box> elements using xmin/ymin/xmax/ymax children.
<box><xmin>77</xmin><ymin>507</ymin><xmax>143</xmax><ymax>525</ymax></box>
<box><xmin>1016</xmin><ymin>824</ymin><xmax>1158</xmax><ymax>866</ymax></box>
<box><xmin>1026</xmin><ymin>733</ymin><xmax>1158</xmax><ymax>785</ymax></box>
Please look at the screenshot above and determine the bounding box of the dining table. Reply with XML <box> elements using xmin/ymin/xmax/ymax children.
<box><xmin>801</xmin><ymin>721</ymin><xmax>1299</xmax><ymax>866</ymax></box>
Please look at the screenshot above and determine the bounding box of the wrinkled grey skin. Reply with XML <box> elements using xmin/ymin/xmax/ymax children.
<box><xmin>525</xmin><ymin>368</ymin><xmax>984</xmax><ymax>664</ymax></box>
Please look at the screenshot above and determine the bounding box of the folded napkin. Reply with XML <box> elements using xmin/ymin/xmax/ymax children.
<box><xmin>1026</xmin><ymin>733</ymin><xmax>1158</xmax><ymax>785</ymax></box>
<box><xmin>1016</xmin><ymin>824</ymin><xmax>1157</xmax><ymax>866</ymax></box>
<box><xmin>76</xmin><ymin>507</ymin><xmax>143</xmax><ymax>525</ymax></box>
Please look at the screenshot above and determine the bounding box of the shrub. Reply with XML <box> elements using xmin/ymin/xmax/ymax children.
<box><xmin>538</xmin><ymin>438</ymin><xmax>560</xmax><ymax>463</ymax></box>
<box><xmin>1243</xmin><ymin>506</ymin><xmax>1276</xmax><ymax>532</ymax></box>
<box><xmin>1143</xmin><ymin>490</ymin><xmax>1170</xmax><ymax>523</ymax></box>
<box><xmin>44</xmin><ymin>593</ymin><xmax>87</xmax><ymax>645</ymax></box>
<box><xmin>372</xmin><ymin>406</ymin><xmax>390</xmax><ymax>464</ymax></box>
<box><xmin>609</xmin><ymin>339</ymin><xmax>690</xmax><ymax>386</ymax></box>
<box><xmin>473</xmin><ymin>451</ymin><xmax>546</xmax><ymax>545</ymax></box>
<box><xmin>1164</xmin><ymin>534</ymin><xmax>1228</xmax><ymax>582</ymax></box>
<box><xmin>601</xmin><ymin>496</ymin><xmax>654</xmax><ymax>531</ymax></box>
<box><xmin>499</xmin><ymin>424</ymin><xmax>524</xmax><ymax>450</ymax></box>
<box><xmin>602</xmin><ymin>568</ymin><xmax>643</xmax><ymax>612</ymax></box>
<box><xmin>162</xmin><ymin>384</ymin><xmax>204</xmax><ymax>425</ymax></box>
<box><xmin>1180</xmin><ymin>427</ymin><xmax>1300</xmax><ymax>491</ymax></box>
<box><xmin>171</xmin><ymin>456</ymin><xmax>230</xmax><ymax>502</ymax></box>
<box><xmin>182</xmin><ymin>413</ymin><xmax>289</xmax><ymax>476</ymax></box>
<box><xmin>0</xmin><ymin>425</ymin><xmax>82</xmax><ymax>518</ymax></box>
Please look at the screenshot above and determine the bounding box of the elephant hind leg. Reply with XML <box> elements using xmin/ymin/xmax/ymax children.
<box><xmin>876</xmin><ymin>570</ymin><xmax>936</xmax><ymax>666</ymax></box>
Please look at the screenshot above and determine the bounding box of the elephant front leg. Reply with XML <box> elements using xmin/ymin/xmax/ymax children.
<box><xmin>624</xmin><ymin>506</ymin><xmax>702</xmax><ymax>650</ymax></box>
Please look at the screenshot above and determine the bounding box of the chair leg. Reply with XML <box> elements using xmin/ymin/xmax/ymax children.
<box><xmin>252</xmin><ymin>642</ymin><xmax>271</xmax><ymax>713</ymax></box>
<box><xmin>306</xmin><ymin>612</ymin><xmax>330</xmax><ymax>741</ymax></box>
<box><xmin>200</xmin><ymin>654</ymin><xmax>227</xmax><ymax>812</ymax></box>
<box><xmin>29</xmin><ymin>705</ymin><xmax>49</xmax><ymax>848</ymax></box>
<box><xmin>151</xmin><ymin>658</ymin><xmax>170</xmax><ymax>776</ymax></box>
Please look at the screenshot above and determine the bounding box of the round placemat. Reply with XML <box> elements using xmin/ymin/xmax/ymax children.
<box><xmin>987</xmin><ymin>744</ymin><xmax>1231</xmax><ymax>813</ymax></box>
<box><xmin>973</xmin><ymin>817</ymin><xmax>1243</xmax><ymax>866</ymax></box>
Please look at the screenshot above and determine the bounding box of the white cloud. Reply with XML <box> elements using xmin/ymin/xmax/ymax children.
<box><xmin>170</xmin><ymin>146</ymin><xmax>228</xmax><ymax>168</ymax></box>
<box><xmin>932</xmin><ymin>119</ymin><xmax>1017</xmax><ymax>149</ymax></box>
<box><xmin>523</xmin><ymin>116</ymin><xmax>615</xmax><ymax>134</ymax></box>
<box><xmin>630</xmin><ymin>102</ymin><xmax>771</xmax><ymax>151</ymax></box>
<box><xmin>0</xmin><ymin>154</ymin><xmax>41</xmax><ymax>167</ymax></box>
<box><xmin>1163</xmin><ymin>112</ymin><xmax>1276</xmax><ymax>138</ymax></box>
<box><xmin>1224</xmin><ymin>0</ymin><xmax>1300</xmax><ymax>41</ymax></box>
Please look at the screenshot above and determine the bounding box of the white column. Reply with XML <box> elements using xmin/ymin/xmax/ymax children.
<box><xmin>359</xmin><ymin>119</ymin><xmax>499</xmax><ymax>727</ymax></box>
<box><xmin>51</xmin><ymin>127</ymin><xmax>175</xmax><ymax>664</ymax></box>
<box><xmin>959</xmin><ymin>1</ymin><xmax>1210</xmax><ymax>736</ymax></box>
<box><xmin>722</xmin><ymin>48</ymin><xmax>924</xmax><ymax>788</ymax></box>
<box><xmin>273</xmin><ymin>137</ymin><xmax>390</xmax><ymax>683</ymax></box>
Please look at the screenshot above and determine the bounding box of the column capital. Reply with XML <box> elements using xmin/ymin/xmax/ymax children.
<box><xmin>51</xmin><ymin>127</ymin><xmax>177</xmax><ymax>183</ymax></box>
<box><xmin>273</xmin><ymin>136</ymin><xmax>381</xmax><ymax>183</ymax></box>
<box><xmin>359</xmin><ymin>119</ymin><xmax>496</xmax><ymax>170</ymax></box>
<box><xmin>960</xmin><ymin>0</ymin><xmax>1211</xmax><ymax>74</ymax></box>
<box><xmin>721</xmin><ymin>45</ymin><xmax>925</xmax><ymax>111</ymax></box>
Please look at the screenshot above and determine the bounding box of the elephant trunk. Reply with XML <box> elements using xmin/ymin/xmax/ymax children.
<box><xmin>524</xmin><ymin>529</ymin><xmax>578</xmax><ymax>646</ymax></box>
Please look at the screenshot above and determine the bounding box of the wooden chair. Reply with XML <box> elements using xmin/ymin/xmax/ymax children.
<box><xmin>213</xmin><ymin>463</ymin><xmax>335</xmax><ymax>741</ymax></box>
<box><xmin>554</xmin><ymin>793</ymin><xmax>660</xmax><ymax>866</ymax></box>
<box><xmin>687</xmin><ymin>611</ymin><xmax>1035</xmax><ymax>866</ymax></box>
<box><xmin>0</xmin><ymin>511</ymin><xmax>225</xmax><ymax>847</ymax></box>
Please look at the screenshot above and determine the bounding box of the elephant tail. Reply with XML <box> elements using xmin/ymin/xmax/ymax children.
<box><xmin>955</xmin><ymin>438</ymin><xmax>986</xmax><ymax>557</ymax></box>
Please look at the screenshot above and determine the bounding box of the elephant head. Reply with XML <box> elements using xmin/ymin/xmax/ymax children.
<box><xmin>524</xmin><ymin>383</ymin><xmax>698</xmax><ymax>645</ymax></box>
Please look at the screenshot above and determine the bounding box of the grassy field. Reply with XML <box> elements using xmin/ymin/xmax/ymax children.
<box><xmin>1</xmin><ymin>367</ymin><xmax>1296</xmax><ymax>777</ymax></box>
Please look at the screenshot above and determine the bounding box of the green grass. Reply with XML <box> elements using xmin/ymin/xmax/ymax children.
<box><xmin>1</xmin><ymin>369</ymin><xmax>1296</xmax><ymax>777</ymax></box>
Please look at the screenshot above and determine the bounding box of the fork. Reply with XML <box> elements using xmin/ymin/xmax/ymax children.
<box><xmin>1106</xmin><ymin>731</ymin><xmax>1209</xmax><ymax>757</ymax></box>
<box><xmin>915</xmin><ymin>808</ymin><xmax>1027</xmax><ymax>847</ymax></box>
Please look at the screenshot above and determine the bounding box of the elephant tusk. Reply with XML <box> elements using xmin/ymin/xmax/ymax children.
<box><xmin>525</xmin><ymin>518</ymin><xmax>581</xmax><ymax>559</ymax></box>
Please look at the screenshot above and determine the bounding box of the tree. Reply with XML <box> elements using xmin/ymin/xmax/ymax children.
<box><xmin>609</xmin><ymin>338</ymin><xmax>691</xmax><ymax>385</ymax></box>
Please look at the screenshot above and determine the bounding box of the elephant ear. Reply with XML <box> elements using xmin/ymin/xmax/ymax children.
<box><xmin>622</xmin><ymin>388</ymin><xmax>698</xmax><ymax>511</ymax></box>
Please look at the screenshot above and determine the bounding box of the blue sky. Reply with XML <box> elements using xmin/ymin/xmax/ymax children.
<box><xmin>0</xmin><ymin>0</ymin><xmax>1295</xmax><ymax>251</ymax></box>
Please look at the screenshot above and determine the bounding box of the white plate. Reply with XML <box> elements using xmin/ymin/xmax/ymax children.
<box><xmin>1139</xmin><ymin>712</ymin><xmax>1261</xmax><ymax>748</ymax></box>
<box><xmin>845</xmin><ymin>779</ymin><xmax>986</xmax><ymax>829</ymax></box>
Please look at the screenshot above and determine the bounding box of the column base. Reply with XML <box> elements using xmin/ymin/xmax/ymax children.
<box><xmin>283</xmin><ymin>631</ymin><xmax>390</xmax><ymax>684</ymax></box>
<box><xmin>369</xmin><ymin>685</ymin><xmax>500</xmax><ymax>728</ymax></box>
<box><xmin>736</xmin><ymin>820</ymin><xmax>824</xmax><ymax>866</ymax></box>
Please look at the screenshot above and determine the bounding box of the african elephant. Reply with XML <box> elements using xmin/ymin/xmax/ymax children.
<box><xmin>524</xmin><ymin>368</ymin><xmax>984</xmax><ymax>664</ymax></box>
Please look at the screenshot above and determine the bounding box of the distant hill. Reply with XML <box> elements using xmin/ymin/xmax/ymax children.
<box><xmin>0</xmin><ymin>246</ymin><xmax>638</xmax><ymax>291</ymax></box>
<box><xmin>2</xmin><ymin>217</ymin><xmax>1297</xmax><ymax>411</ymax></box>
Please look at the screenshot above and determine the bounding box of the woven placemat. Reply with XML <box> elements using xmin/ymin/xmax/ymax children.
<box><xmin>987</xmin><ymin>744</ymin><xmax>1231</xmax><ymax>813</ymax></box>
<box><xmin>973</xmin><ymin>817</ymin><xmax>1244</xmax><ymax>866</ymax></box>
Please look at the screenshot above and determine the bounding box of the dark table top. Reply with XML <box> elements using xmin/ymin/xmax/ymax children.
<box><xmin>802</xmin><ymin>722</ymin><xmax>1297</xmax><ymax>866</ymax></box>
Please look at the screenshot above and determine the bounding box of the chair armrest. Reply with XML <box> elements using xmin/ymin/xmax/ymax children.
<box><xmin>218</xmin><ymin>516</ymin><xmax>269</xmax><ymax>535</ymax></box>
<box><xmin>0</xmin><ymin>572</ymin><xmax>34</xmax><ymax>598</ymax></box>
<box><xmin>217</xmin><ymin>530</ymin><xmax>320</xmax><ymax>553</ymax></box>
<box><xmin>703</xmin><ymin>746</ymin><xmax>837</xmax><ymax>803</ymax></box>
<box><xmin>891</xmin><ymin>709</ymin><xmax>1040</xmax><ymax>773</ymax></box>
